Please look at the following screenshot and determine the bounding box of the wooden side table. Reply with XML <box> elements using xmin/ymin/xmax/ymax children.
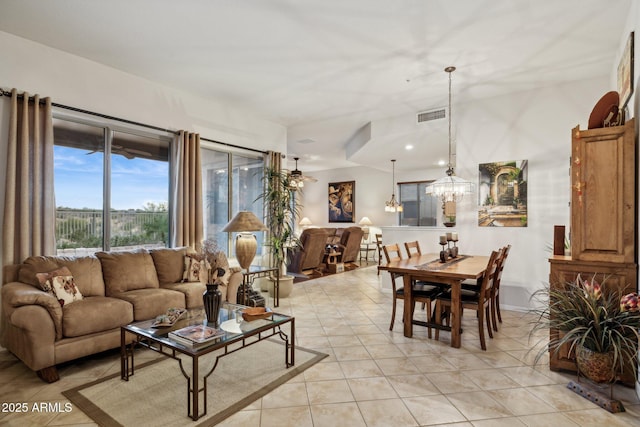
<box><xmin>324</xmin><ymin>251</ymin><xmax>343</xmax><ymax>273</ymax></box>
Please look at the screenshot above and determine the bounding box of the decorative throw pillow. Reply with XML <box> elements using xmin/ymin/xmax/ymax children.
<box><xmin>35</xmin><ymin>266</ymin><xmax>70</xmax><ymax>294</ymax></box>
<box><xmin>35</xmin><ymin>266</ymin><xmax>84</xmax><ymax>307</ymax></box>
<box><xmin>182</xmin><ymin>255</ymin><xmax>208</xmax><ymax>284</ymax></box>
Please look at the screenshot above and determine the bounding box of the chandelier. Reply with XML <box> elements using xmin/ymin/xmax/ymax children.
<box><xmin>384</xmin><ymin>159</ymin><xmax>403</xmax><ymax>212</ymax></box>
<box><xmin>425</xmin><ymin>66</ymin><xmax>474</xmax><ymax>203</ymax></box>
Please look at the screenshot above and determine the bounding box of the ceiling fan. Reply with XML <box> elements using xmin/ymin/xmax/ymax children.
<box><xmin>289</xmin><ymin>157</ymin><xmax>317</xmax><ymax>190</ymax></box>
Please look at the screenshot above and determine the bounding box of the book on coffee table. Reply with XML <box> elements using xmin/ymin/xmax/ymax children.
<box><xmin>168</xmin><ymin>324</ymin><xmax>225</xmax><ymax>348</ymax></box>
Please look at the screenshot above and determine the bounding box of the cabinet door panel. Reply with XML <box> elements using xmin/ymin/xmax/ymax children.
<box><xmin>571</xmin><ymin>119</ymin><xmax>635</xmax><ymax>263</ymax></box>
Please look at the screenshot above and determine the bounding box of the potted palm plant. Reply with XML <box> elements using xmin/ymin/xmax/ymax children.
<box><xmin>530</xmin><ymin>274</ymin><xmax>640</xmax><ymax>383</ymax></box>
<box><xmin>256</xmin><ymin>166</ymin><xmax>302</xmax><ymax>298</ymax></box>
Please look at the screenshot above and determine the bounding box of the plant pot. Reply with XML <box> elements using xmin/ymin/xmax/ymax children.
<box><xmin>267</xmin><ymin>275</ymin><xmax>294</xmax><ymax>299</ymax></box>
<box><xmin>576</xmin><ymin>345</ymin><xmax>616</xmax><ymax>383</ymax></box>
<box><xmin>255</xmin><ymin>277</ymin><xmax>270</xmax><ymax>292</ymax></box>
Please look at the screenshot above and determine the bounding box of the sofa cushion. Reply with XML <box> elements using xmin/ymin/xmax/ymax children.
<box><xmin>19</xmin><ymin>256</ymin><xmax>60</xmax><ymax>286</ymax></box>
<box><xmin>150</xmin><ymin>247</ymin><xmax>188</xmax><ymax>285</ymax></box>
<box><xmin>20</xmin><ymin>255</ymin><xmax>105</xmax><ymax>297</ymax></box>
<box><xmin>160</xmin><ymin>282</ymin><xmax>206</xmax><ymax>308</ymax></box>
<box><xmin>112</xmin><ymin>288</ymin><xmax>185</xmax><ymax>321</ymax></box>
<box><xmin>324</xmin><ymin>228</ymin><xmax>341</xmax><ymax>245</ymax></box>
<box><xmin>96</xmin><ymin>250</ymin><xmax>160</xmax><ymax>296</ymax></box>
<box><xmin>62</xmin><ymin>296</ymin><xmax>133</xmax><ymax>337</ymax></box>
<box><xmin>57</xmin><ymin>256</ymin><xmax>106</xmax><ymax>297</ymax></box>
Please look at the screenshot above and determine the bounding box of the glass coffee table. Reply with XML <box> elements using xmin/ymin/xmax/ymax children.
<box><xmin>120</xmin><ymin>303</ymin><xmax>295</xmax><ymax>421</ymax></box>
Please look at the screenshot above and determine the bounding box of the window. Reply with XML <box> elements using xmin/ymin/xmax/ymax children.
<box><xmin>202</xmin><ymin>148</ymin><xmax>264</xmax><ymax>256</ymax></box>
<box><xmin>398</xmin><ymin>181</ymin><xmax>438</xmax><ymax>226</ymax></box>
<box><xmin>53</xmin><ymin>117</ymin><xmax>171</xmax><ymax>255</ymax></box>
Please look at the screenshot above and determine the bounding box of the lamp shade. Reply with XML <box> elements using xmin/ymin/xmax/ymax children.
<box><xmin>358</xmin><ymin>217</ymin><xmax>373</xmax><ymax>226</ymax></box>
<box><xmin>299</xmin><ymin>217</ymin><xmax>312</xmax><ymax>226</ymax></box>
<box><xmin>222</xmin><ymin>211</ymin><xmax>267</xmax><ymax>232</ymax></box>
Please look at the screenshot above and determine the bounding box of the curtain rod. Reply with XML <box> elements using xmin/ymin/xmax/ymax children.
<box><xmin>0</xmin><ymin>89</ymin><xmax>267</xmax><ymax>155</ymax></box>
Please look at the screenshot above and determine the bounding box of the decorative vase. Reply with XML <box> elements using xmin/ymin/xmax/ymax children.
<box><xmin>203</xmin><ymin>283</ymin><xmax>222</xmax><ymax>328</ymax></box>
<box><xmin>576</xmin><ymin>345</ymin><xmax>616</xmax><ymax>383</ymax></box>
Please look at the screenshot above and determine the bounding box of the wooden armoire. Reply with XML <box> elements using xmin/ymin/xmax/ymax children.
<box><xmin>548</xmin><ymin>118</ymin><xmax>637</xmax><ymax>383</ymax></box>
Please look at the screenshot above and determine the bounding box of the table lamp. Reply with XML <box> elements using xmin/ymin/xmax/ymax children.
<box><xmin>359</xmin><ymin>216</ymin><xmax>373</xmax><ymax>241</ymax></box>
<box><xmin>222</xmin><ymin>211</ymin><xmax>267</xmax><ymax>270</ymax></box>
<box><xmin>299</xmin><ymin>217</ymin><xmax>312</xmax><ymax>229</ymax></box>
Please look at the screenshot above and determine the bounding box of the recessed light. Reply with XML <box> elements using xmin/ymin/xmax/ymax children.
<box><xmin>405</xmin><ymin>144</ymin><xmax>414</xmax><ymax>150</ymax></box>
<box><xmin>297</xmin><ymin>138</ymin><xmax>315</xmax><ymax>144</ymax></box>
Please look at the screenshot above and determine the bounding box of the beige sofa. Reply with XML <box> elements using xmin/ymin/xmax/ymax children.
<box><xmin>0</xmin><ymin>247</ymin><xmax>242</xmax><ymax>382</ymax></box>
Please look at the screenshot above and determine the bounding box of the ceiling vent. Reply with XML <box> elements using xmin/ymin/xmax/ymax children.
<box><xmin>417</xmin><ymin>107</ymin><xmax>447</xmax><ymax>124</ymax></box>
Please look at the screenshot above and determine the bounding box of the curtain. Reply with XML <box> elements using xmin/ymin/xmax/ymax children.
<box><xmin>171</xmin><ymin>130</ymin><xmax>203</xmax><ymax>250</ymax></box>
<box><xmin>2</xmin><ymin>89</ymin><xmax>56</xmax><ymax>266</ymax></box>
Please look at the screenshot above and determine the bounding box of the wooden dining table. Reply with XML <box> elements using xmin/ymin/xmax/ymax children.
<box><xmin>379</xmin><ymin>253</ymin><xmax>490</xmax><ymax>348</ymax></box>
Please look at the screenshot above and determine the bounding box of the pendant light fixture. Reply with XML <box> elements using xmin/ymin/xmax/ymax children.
<box><xmin>384</xmin><ymin>159</ymin><xmax>403</xmax><ymax>212</ymax></box>
<box><xmin>425</xmin><ymin>66</ymin><xmax>474</xmax><ymax>204</ymax></box>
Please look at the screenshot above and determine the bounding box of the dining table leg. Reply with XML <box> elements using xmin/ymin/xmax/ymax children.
<box><xmin>403</xmin><ymin>274</ymin><xmax>413</xmax><ymax>338</ymax></box>
<box><xmin>450</xmin><ymin>280</ymin><xmax>462</xmax><ymax>348</ymax></box>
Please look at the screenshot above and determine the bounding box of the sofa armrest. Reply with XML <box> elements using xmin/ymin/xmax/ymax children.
<box><xmin>2</xmin><ymin>282</ymin><xmax>63</xmax><ymax>340</ymax></box>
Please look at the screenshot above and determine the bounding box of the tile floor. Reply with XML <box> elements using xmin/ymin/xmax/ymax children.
<box><xmin>2</xmin><ymin>263</ymin><xmax>640</xmax><ymax>426</ymax></box>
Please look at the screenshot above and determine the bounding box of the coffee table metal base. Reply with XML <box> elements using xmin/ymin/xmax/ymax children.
<box><xmin>121</xmin><ymin>319</ymin><xmax>295</xmax><ymax>421</ymax></box>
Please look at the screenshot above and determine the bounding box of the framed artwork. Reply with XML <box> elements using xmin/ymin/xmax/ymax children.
<box><xmin>618</xmin><ymin>31</ymin><xmax>634</xmax><ymax>109</ymax></box>
<box><xmin>477</xmin><ymin>160</ymin><xmax>528</xmax><ymax>227</ymax></box>
<box><xmin>328</xmin><ymin>181</ymin><xmax>355</xmax><ymax>223</ymax></box>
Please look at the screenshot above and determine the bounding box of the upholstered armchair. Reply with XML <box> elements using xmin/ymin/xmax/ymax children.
<box><xmin>286</xmin><ymin>228</ymin><xmax>329</xmax><ymax>273</ymax></box>
<box><xmin>338</xmin><ymin>227</ymin><xmax>364</xmax><ymax>263</ymax></box>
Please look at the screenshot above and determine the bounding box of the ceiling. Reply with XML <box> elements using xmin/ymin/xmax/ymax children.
<box><xmin>0</xmin><ymin>0</ymin><xmax>631</xmax><ymax>173</ymax></box>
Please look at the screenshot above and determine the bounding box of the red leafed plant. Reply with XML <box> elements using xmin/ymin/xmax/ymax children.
<box><xmin>530</xmin><ymin>274</ymin><xmax>640</xmax><ymax>380</ymax></box>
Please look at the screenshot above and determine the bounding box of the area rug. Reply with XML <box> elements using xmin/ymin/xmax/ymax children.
<box><xmin>63</xmin><ymin>340</ymin><xmax>327</xmax><ymax>426</ymax></box>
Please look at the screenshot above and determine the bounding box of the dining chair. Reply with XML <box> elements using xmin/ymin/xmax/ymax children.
<box><xmin>491</xmin><ymin>244</ymin><xmax>511</xmax><ymax>331</ymax></box>
<box><xmin>382</xmin><ymin>243</ymin><xmax>441</xmax><ymax>336</ymax></box>
<box><xmin>434</xmin><ymin>249</ymin><xmax>502</xmax><ymax>350</ymax></box>
<box><xmin>404</xmin><ymin>240</ymin><xmax>421</xmax><ymax>258</ymax></box>
<box><xmin>375</xmin><ymin>233</ymin><xmax>383</xmax><ymax>275</ymax></box>
<box><xmin>404</xmin><ymin>240</ymin><xmax>446</xmax><ymax>290</ymax></box>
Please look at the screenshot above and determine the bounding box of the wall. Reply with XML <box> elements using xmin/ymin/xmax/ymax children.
<box><xmin>307</xmin><ymin>76</ymin><xmax>609</xmax><ymax>312</ymax></box>
<box><xmin>620</xmin><ymin>0</ymin><xmax>640</xmax><ymax>398</ymax></box>
<box><xmin>454</xmin><ymin>78</ymin><xmax>606</xmax><ymax>310</ymax></box>
<box><xmin>0</xmin><ymin>31</ymin><xmax>287</xmax><ymax>286</ymax></box>
<box><xmin>299</xmin><ymin>165</ymin><xmax>396</xmax><ymax>234</ymax></box>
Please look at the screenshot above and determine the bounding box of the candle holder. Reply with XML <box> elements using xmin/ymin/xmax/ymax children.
<box><xmin>451</xmin><ymin>233</ymin><xmax>459</xmax><ymax>257</ymax></box>
<box><xmin>439</xmin><ymin>243</ymin><xmax>447</xmax><ymax>262</ymax></box>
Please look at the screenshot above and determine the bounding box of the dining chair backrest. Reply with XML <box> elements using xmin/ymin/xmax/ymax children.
<box><xmin>404</xmin><ymin>241</ymin><xmax>422</xmax><ymax>258</ymax></box>
<box><xmin>383</xmin><ymin>243</ymin><xmax>403</xmax><ymax>263</ymax></box>
<box><xmin>375</xmin><ymin>233</ymin><xmax>383</xmax><ymax>246</ymax></box>
<box><xmin>478</xmin><ymin>249</ymin><xmax>502</xmax><ymax>299</ymax></box>
<box><xmin>495</xmin><ymin>244</ymin><xmax>511</xmax><ymax>286</ymax></box>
